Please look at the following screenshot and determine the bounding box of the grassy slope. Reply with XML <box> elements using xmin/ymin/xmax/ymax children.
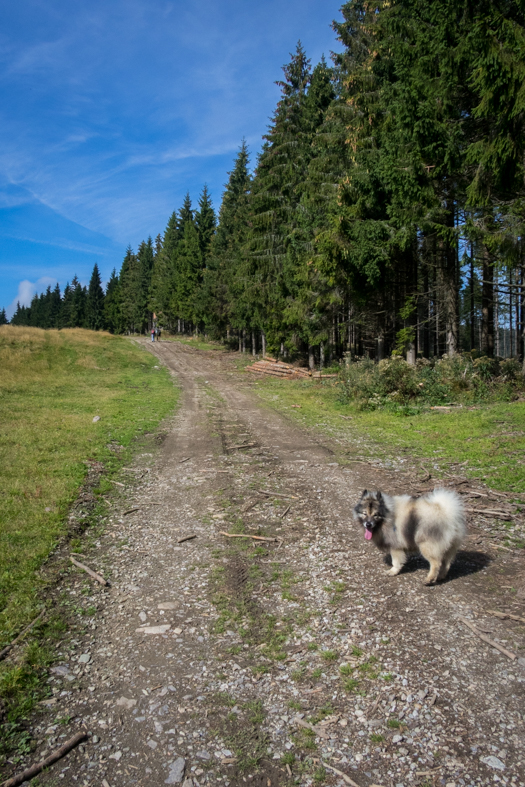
<box><xmin>249</xmin><ymin>376</ymin><xmax>525</xmax><ymax>496</ymax></box>
<box><xmin>0</xmin><ymin>327</ymin><xmax>179</xmax><ymax>643</ymax></box>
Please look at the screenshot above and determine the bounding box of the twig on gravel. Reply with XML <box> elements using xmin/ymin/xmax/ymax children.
<box><xmin>311</xmin><ymin>758</ymin><xmax>361</xmax><ymax>787</ymax></box>
<box><xmin>279</xmin><ymin>505</ymin><xmax>291</xmax><ymax>519</ymax></box>
<box><xmin>487</xmin><ymin>610</ymin><xmax>525</xmax><ymax>624</ymax></box>
<box><xmin>458</xmin><ymin>616</ymin><xmax>516</xmax><ymax>660</ymax></box>
<box><xmin>70</xmin><ymin>557</ymin><xmax>109</xmax><ymax>586</ymax></box>
<box><xmin>241</xmin><ymin>499</ymin><xmax>260</xmax><ymax>513</ymax></box>
<box><xmin>179</xmin><ymin>457</ymin><xmax>191</xmax><ymax>463</ymax></box>
<box><xmin>123</xmin><ymin>507</ymin><xmax>141</xmax><ymax>516</ymax></box>
<box><xmin>0</xmin><ymin>609</ymin><xmax>45</xmax><ymax>662</ymax></box>
<box><xmin>177</xmin><ymin>534</ymin><xmax>197</xmax><ymax>544</ymax></box>
<box><xmin>295</xmin><ymin>718</ymin><xmax>329</xmax><ymax>739</ymax></box>
<box><xmin>256</xmin><ymin>489</ymin><xmax>297</xmax><ymax>500</ymax></box>
<box><xmin>219</xmin><ymin>531</ymin><xmax>278</xmax><ymax>542</ymax></box>
<box><xmin>226</xmin><ymin>442</ymin><xmax>258</xmax><ymax>451</ymax></box>
<box><xmin>1</xmin><ymin>730</ymin><xmax>88</xmax><ymax>787</ymax></box>
<box><xmin>110</xmin><ymin>480</ymin><xmax>125</xmax><ymax>487</ymax></box>
<box><xmin>465</xmin><ymin>507</ymin><xmax>513</xmax><ymax>518</ymax></box>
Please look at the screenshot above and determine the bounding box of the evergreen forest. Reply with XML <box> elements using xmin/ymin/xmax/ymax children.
<box><xmin>9</xmin><ymin>0</ymin><xmax>525</xmax><ymax>369</ymax></box>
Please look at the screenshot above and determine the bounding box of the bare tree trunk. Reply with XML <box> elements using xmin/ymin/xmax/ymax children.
<box><xmin>238</xmin><ymin>332</ymin><xmax>242</xmax><ymax>352</ymax></box>
<box><xmin>481</xmin><ymin>245</ymin><xmax>494</xmax><ymax>357</ymax></box>
<box><xmin>470</xmin><ymin>247</ymin><xmax>475</xmax><ymax>352</ymax></box>
<box><xmin>251</xmin><ymin>331</ymin><xmax>256</xmax><ymax>357</ymax></box>
<box><xmin>242</xmin><ymin>328</ymin><xmax>246</xmax><ymax>353</ymax></box>
<box><xmin>261</xmin><ymin>332</ymin><xmax>266</xmax><ymax>358</ymax></box>
<box><xmin>320</xmin><ymin>342</ymin><xmax>325</xmax><ymax>370</ymax></box>
<box><xmin>308</xmin><ymin>344</ymin><xmax>315</xmax><ymax>371</ymax></box>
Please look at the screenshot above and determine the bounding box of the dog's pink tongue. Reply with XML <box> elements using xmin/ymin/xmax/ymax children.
<box><xmin>365</xmin><ymin>529</ymin><xmax>373</xmax><ymax>541</ymax></box>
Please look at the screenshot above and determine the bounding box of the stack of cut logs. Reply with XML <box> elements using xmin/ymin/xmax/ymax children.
<box><xmin>246</xmin><ymin>357</ymin><xmax>311</xmax><ymax>379</ymax></box>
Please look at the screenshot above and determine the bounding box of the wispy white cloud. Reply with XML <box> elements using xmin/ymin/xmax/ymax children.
<box><xmin>6</xmin><ymin>276</ymin><xmax>56</xmax><ymax>319</ymax></box>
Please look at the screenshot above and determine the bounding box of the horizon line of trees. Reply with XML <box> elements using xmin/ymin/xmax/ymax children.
<box><xmin>7</xmin><ymin>0</ymin><xmax>525</xmax><ymax>370</ymax></box>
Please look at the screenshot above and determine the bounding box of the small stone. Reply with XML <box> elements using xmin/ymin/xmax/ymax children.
<box><xmin>147</xmin><ymin>740</ymin><xmax>158</xmax><ymax>750</ymax></box>
<box><xmin>158</xmin><ymin>602</ymin><xmax>178</xmax><ymax>610</ymax></box>
<box><xmin>136</xmin><ymin>624</ymin><xmax>171</xmax><ymax>635</ymax></box>
<box><xmin>78</xmin><ymin>653</ymin><xmax>91</xmax><ymax>664</ymax></box>
<box><xmin>139</xmin><ymin>611</ymin><xmax>147</xmax><ymax>623</ymax></box>
<box><xmin>116</xmin><ymin>697</ymin><xmax>137</xmax><ymax>710</ymax></box>
<box><xmin>182</xmin><ymin>780</ymin><xmax>193</xmax><ymax>787</ymax></box>
<box><xmin>196</xmin><ymin>750</ymin><xmax>210</xmax><ymax>760</ymax></box>
<box><xmin>481</xmin><ymin>756</ymin><xmax>505</xmax><ymax>771</ymax></box>
<box><xmin>109</xmin><ymin>751</ymin><xmax>122</xmax><ymax>761</ymax></box>
<box><xmin>393</xmin><ymin>735</ymin><xmax>403</xmax><ymax>744</ymax></box>
<box><xmin>92</xmin><ymin>416</ymin><xmax>101</xmax><ymax>423</ymax></box>
<box><xmin>173</xmin><ymin>627</ymin><xmax>183</xmax><ymax>635</ymax></box>
<box><xmin>165</xmin><ymin>757</ymin><xmax>186</xmax><ymax>784</ymax></box>
<box><xmin>50</xmin><ymin>665</ymin><xmax>70</xmax><ymax>676</ymax></box>
<box><xmin>91</xmin><ymin>735</ymin><xmax>100</xmax><ymax>744</ymax></box>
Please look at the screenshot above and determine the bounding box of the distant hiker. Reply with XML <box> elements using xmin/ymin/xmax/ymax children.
<box><xmin>151</xmin><ymin>327</ymin><xmax>155</xmax><ymax>342</ymax></box>
<box><xmin>156</xmin><ymin>328</ymin><xmax>161</xmax><ymax>341</ymax></box>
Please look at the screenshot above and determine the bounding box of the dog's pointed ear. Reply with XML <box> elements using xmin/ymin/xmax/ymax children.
<box><xmin>361</xmin><ymin>489</ymin><xmax>368</xmax><ymax>498</ymax></box>
<box><xmin>376</xmin><ymin>491</ymin><xmax>383</xmax><ymax>501</ymax></box>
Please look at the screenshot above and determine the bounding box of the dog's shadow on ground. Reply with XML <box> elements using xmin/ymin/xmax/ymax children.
<box><xmin>384</xmin><ymin>550</ymin><xmax>492</xmax><ymax>583</ymax></box>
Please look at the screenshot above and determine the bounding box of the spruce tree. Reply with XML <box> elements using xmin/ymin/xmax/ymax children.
<box><xmin>0</xmin><ymin>307</ymin><xmax>7</xmax><ymax>325</ymax></box>
<box><xmin>104</xmin><ymin>269</ymin><xmax>121</xmax><ymax>333</ymax></box>
<box><xmin>86</xmin><ymin>263</ymin><xmax>105</xmax><ymax>330</ymax></box>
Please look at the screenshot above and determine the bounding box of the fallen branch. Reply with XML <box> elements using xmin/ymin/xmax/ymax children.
<box><xmin>226</xmin><ymin>442</ymin><xmax>258</xmax><ymax>451</ymax></box>
<box><xmin>256</xmin><ymin>489</ymin><xmax>297</xmax><ymax>500</ymax></box>
<box><xmin>295</xmin><ymin>718</ymin><xmax>329</xmax><ymax>739</ymax></box>
<box><xmin>241</xmin><ymin>499</ymin><xmax>260</xmax><ymax>514</ymax></box>
<box><xmin>311</xmin><ymin>758</ymin><xmax>361</xmax><ymax>787</ymax></box>
<box><xmin>177</xmin><ymin>534</ymin><xmax>197</xmax><ymax>544</ymax></box>
<box><xmin>458</xmin><ymin>616</ymin><xmax>516</xmax><ymax>660</ymax></box>
<box><xmin>0</xmin><ymin>609</ymin><xmax>46</xmax><ymax>662</ymax></box>
<box><xmin>179</xmin><ymin>457</ymin><xmax>191</xmax><ymax>463</ymax></box>
<box><xmin>110</xmin><ymin>480</ymin><xmax>125</xmax><ymax>487</ymax></box>
<box><xmin>123</xmin><ymin>507</ymin><xmax>141</xmax><ymax>516</ymax></box>
<box><xmin>466</xmin><ymin>508</ymin><xmax>512</xmax><ymax>518</ymax></box>
<box><xmin>2</xmin><ymin>730</ymin><xmax>88</xmax><ymax>787</ymax></box>
<box><xmin>487</xmin><ymin>610</ymin><xmax>525</xmax><ymax>624</ymax></box>
<box><xmin>219</xmin><ymin>531</ymin><xmax>278</xmax><ymax>543</ymax></box>
<box><xmin>279</xmin><ymin>505</ymin><xmax>291</xmax><ymax>519</ymax></box>
<box><xmin>70</xmin><ymin>557</ymin><xmax>109</xmax><ymax>587</ymax></box>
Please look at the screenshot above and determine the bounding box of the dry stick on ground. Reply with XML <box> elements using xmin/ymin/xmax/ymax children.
<box><xmin>256</xmin><ymin>489</ymin><xmax>297</xmax><ymax>500</ymax></box>
<box><xmin>123</xmin><ymin>507</ymin><xmax>141</xmax><ymax>516</ymax></box>
<box><xmin>241</xmin><ymin>499</ymin><xmax>260</xmax><ymax>514</ymax></box>
<box><xmin>2</xmin><ymin>730</ymin><xmax>88</xmax><ymax>787</ymax></box>
<box><xmin>0</xmin><ymin>609</ymin><xmax>46</xmax><ymax>662</ymax></box>
<box><xmin>179</xmin><ymin>457</ymin><xmax>191</xmax><ymax>463</ymax></box>
<box><xmin>177</xmin><ymin>534</ymin><xmax>197</xmax><ymax>544</ymax></box>
<box><xmin>110</xmin><ymin>480</ymin><xmax>125</xmax><ymax>487</ymax></box>
<box><xmin>458</xmin><ymin>617</ymin><xmax>516</xmax><ymax>660</ymax></box>
<box><xmin>279</xmin><ymin>505</ymin><xmax>291</xmax><ymax>519</ymax></box>
<box><xmin>70</xmin><ymin>557</ymin><xmax>109</xmax><ymax>587</ymax></box>
<box><xmin>311</xmin><ymin>758</ymin><xmax>360</xmax><ymax>787</ymax></box>
<box><xmin>226</xmin><ymin>442</ymin><xmax>258</xmax><ymax>451</ymax></box>
<box><xmin>487</xmin><ymin>610</ymin><xmax>525</xmax><ymax>624</ymax></box>
<box><xmin>219</xmin><ymin>531</ymin><xmax>278</xmax><ymax>543</ymax></box>
<box><xmin>465</xmin><ymin>508</ymin><xmax>513</xmax><ymax>518</ymax></box>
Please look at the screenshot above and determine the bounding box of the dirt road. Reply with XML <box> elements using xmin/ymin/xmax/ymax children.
<box><xmin>22</xmin><ymin>341</ymin><xmax>525</xmax><ymax>787</ymax></box>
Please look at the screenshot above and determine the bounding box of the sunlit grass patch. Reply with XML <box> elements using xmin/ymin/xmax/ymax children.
<box><xmin>0</xmin><ymin>327</ymin><xmax>178</xmax><ymax>643</ymax></box>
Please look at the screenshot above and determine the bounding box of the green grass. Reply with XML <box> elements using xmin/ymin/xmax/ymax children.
<box><xmin>252</xmin><ymin>376</ymin><xmax>525</xmax><ymax>494</ymax></box>
<box><xmin>0</xmin><ymin>326</ymin><xmax>179</xmax><ymax>642</ymax></box>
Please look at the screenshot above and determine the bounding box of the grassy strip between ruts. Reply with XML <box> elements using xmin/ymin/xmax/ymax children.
<box><xmin>248</xmin><ymin>374</ymin><xmax>525</xmax><ymax>497</ymax></box>
<box><xmin>0</xmin><ymin>326</ymin><xmax>179</xmax><ymax>645</ymax></box>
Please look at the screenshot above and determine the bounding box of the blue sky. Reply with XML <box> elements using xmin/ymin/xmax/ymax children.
<box><xmin>0</xmin><ymin>0</ymin><xmax>342</xmax><ymax>318</ymax></box>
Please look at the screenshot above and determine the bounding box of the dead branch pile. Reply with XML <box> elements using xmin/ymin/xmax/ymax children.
<box><xmin>246</xmin><ymin>359</ymin><xmax>311</xmax><ymax>379</ymax></box>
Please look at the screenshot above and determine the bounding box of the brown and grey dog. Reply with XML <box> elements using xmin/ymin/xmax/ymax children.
<box><xmin>353</xmin><ymin>488</ymin><xmax>466</xmax><ymax>584</ymax></box>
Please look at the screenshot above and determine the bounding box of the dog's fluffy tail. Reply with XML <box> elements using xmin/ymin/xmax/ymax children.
<box><xmin>426</xmin><ymin>488</ymin><xmax>466</xmax><ymax>541</ymax></box>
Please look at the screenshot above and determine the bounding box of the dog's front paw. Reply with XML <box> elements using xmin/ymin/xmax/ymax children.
<box><xmin>387</xmin><ymin>567</ymin><xmax>400</xmax><ymax>576</ymax></box>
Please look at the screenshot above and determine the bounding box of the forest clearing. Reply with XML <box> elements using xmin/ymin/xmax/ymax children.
<box><xmin>1</xmin><ymin>334</ymin><xmax>524</xmax><ymax>787</ymax></box>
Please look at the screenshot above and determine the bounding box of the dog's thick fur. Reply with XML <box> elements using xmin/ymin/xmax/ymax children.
<box><xmin>353</xmin><ymin>488</ymin><xmax>466</xmax><ymax>584</ymax></box>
